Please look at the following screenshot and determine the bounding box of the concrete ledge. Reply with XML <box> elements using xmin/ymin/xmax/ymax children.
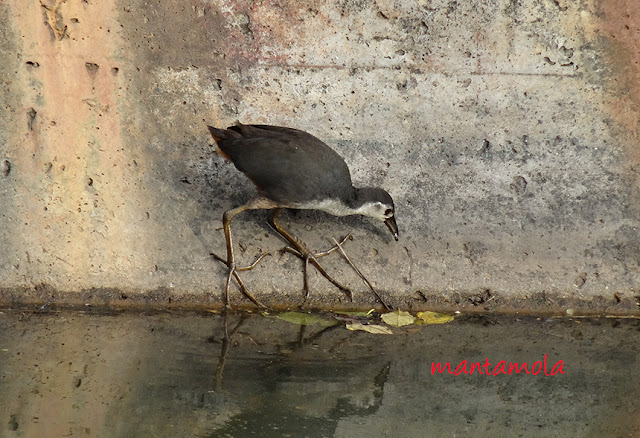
<box><xmin>0</xmin><ymin>284</ymin><xmax>638</xmax><ymax>318</ymax></box>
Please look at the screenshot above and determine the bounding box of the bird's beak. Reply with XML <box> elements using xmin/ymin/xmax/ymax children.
<box><xmin>384</xmin><ymin>216</ymin><xmax>399</xmax><ymax>241</ymax></box>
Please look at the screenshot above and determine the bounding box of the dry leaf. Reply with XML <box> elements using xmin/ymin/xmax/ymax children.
<box><xmin>380</xmin><ymin>310</ymin><xmax>415</xmax><ymax>327</ymax></box>
<box><xmin>275</xmin><ymin>311</ymin><xmax>336</xmax><ymax>327</ymax></box>
<box><xmin>346</xmin><ymin>322</ymin><xmax>393</xmax><ymax>334</ymax></box>
<box><xmin>416</xmin><ymin>311</ymin><xmax>455</xmax><ymax>325</ymax></box>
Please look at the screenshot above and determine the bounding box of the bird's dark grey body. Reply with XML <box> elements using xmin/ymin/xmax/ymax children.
<box><xmin>210</xmin><ymin>124</ymin><xmax>356</xmax><ymax>209</ymax></box>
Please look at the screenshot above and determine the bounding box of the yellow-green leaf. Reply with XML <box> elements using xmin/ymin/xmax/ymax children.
<box><xmin>275</xmin><ymin>311</ymin><xmax>336</xmax><ymax>327</ymax></box>
<box><xmin>416</xmin><ymin>311</ymin><xmax>455</xmax><ymax>325</ymax></box>
<box><xmin>381</xmin><ymin>310</ymin><xmax>415</xmax><ymax>327</ymax></box>
<box><xmin>346</xmin><ymin>322</ymin><xmax>393</xmax><ymax>334</ymax></box>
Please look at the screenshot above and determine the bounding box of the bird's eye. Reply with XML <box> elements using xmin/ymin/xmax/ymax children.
<box><xmin>384</xmin><ymin>208</ymin><xmax>392</xmax><ymax>216</ymax></box>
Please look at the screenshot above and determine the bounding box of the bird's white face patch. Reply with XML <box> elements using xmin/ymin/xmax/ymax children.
<box><xmin>356</xmin><ymin>201</ymin><xmax>395</xmax><ymax>221</ymax></box>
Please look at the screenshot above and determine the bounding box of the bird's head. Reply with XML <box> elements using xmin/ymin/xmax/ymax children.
<box><xmin>354</xmin><ymin>187</ymin><xmax>399</xmax><ymax>241</ymax></box>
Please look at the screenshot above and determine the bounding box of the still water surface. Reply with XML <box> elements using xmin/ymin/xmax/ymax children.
<box><xmin>0</xmin><ymin>309</ymin><xmax>638</xmax><ymax>437</ymax></box>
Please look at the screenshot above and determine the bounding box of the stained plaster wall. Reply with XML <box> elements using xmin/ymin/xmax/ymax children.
<box><xmin>0</xmin><ymin>0</ymin><xmax>639</xmax><ymax>312</ymax></box>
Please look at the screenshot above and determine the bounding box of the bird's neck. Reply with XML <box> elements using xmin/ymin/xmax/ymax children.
<box><xmin>306</xmin><ymin>197</ymin><xmax>360</xmax><ymax>217</ymax></box>
<box><xmin>301</xmin><ymin>187</ymin><xmax>375</xmax><ymax>217</ymax></box>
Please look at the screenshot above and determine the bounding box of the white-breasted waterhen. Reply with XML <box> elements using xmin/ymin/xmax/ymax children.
<box><xmin>207</xmin><ymin>123</ymin><xmax>398</xmax><ymax>308</ymax></box>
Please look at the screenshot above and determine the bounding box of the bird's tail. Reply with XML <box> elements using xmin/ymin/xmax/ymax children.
<box><xmin>207</xmin><ymin>125</ymin><xmax>240</xmax><ymax>161</ymax></box>
<box><xmin>207</xmin><ymin>125</ymin><xmax>227</xmax><ymax>144</ymax></box>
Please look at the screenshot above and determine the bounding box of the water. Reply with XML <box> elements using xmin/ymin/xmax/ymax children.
<box><xmin>0</xmin><ymin>308</ymin><xmax>638</xmax><ymax>437</ymax></box>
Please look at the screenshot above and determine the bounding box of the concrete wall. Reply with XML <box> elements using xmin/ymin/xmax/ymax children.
<box><xmin>0</xmin><ymin>0</ymin><xmax>639</xmax><ymax>313</ymax></box>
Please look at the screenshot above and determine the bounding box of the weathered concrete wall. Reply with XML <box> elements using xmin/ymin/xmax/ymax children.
<box><xmin>0</xmin><ymin>0</ymin><xmax>639</xmax><ymax>312</ymax></box>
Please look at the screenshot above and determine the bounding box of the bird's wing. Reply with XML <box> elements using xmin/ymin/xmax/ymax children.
<box><xmin>229</xmin><ymin>124</ymin><xmax>313</xmax><ymax>140</ymax></box>
<box><xmin>218</xmin><ymin>135</ymin><xmax>354</xmax><ymax>205</ymax></box>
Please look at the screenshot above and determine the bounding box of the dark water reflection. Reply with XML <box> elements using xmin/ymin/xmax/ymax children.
<box><xmin>0</xmin><ymin>309</ymin><xmax>638</xmax><ymax>437</ymax></box>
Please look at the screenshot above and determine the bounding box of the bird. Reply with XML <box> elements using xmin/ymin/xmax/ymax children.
<box><xmin>207</xmin><ymin>123</ymin><xmax>398</xmax><ymax>308</ymax></box>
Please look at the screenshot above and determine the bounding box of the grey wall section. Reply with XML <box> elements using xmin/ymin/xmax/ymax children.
<box><xmin>0</xmin><ymin>2</ymin><xmax>19</xmax><ymax>287</ymax></box>
<box><xmin>0</xmin><ymin>0</ymin><xmax>638</xmax><ymax>312</ymax></box>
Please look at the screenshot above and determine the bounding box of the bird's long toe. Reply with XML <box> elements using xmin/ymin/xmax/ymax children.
<box><xmin>210</xmin><ymin>252</ymin><xmax>269</xmax><ymax>308</ymax></box>
<box><xmin>280</xmin><ymin>243</ymin><xmax>353</xmax><ymax>302</ymax></box>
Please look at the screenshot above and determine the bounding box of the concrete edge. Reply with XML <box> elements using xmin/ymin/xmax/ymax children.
<box><xmin>0</xmin><ymin>285</ymin><xmax>638</xmax><ymax>317</ymax></box>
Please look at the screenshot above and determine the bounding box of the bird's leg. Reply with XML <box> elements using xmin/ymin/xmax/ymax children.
<box><xmin>268</xmin><ymin>208</ymin><xmax>352</xmax><ymax>301</ymax></box>
<box><xmin>210</xmin><ymin>205</ymin><xmax>270</xmax><ymax>308</ymax></box>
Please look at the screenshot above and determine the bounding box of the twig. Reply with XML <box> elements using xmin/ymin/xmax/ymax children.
<box><xmin>332</xmin><ymin>238</ymin><xmax>392</xmax><ymax>311</ymax></box>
